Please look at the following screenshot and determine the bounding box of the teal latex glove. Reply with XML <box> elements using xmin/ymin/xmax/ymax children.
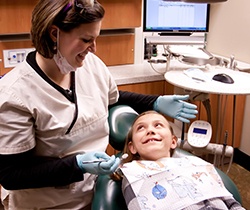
<box><xmin>76</xmin><ymin>152</ymin><xmax>120</xmax><ymax>175</ymax></box>
<box><xmin>153</xmin><ymin>95</ymin><xmax>198</xmax><ymax>123</ymax></box>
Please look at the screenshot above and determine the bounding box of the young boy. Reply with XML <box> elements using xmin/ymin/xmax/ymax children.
<box><xmin>113</xmin><ymin>110</ymin><xmax>245</xmax><ymax>210</ymax></box>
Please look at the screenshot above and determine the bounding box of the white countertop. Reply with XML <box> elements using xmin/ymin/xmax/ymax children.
<box><xmin>108</xmin><ymin>58</ymin><xmax>250</xmax><ymax>92</ymax></box>
<box><xmin>108</xmin><ymin>62</ymin><xmax>166</xmax><ymax>85</ymax></box>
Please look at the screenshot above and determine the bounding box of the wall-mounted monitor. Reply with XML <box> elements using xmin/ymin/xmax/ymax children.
<box><xmin>143</xmin><ymin>0</ymin><xmax>210</xmax><ymax>36</ymax></box>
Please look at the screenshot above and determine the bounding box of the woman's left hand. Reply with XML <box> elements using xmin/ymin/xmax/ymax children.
<box><xmin>153</xmin><ymin>95</ymin><xmax>198</xmax><ymax>123</ymax></box>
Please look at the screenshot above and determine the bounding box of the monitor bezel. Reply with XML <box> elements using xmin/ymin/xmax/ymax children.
<box><xmin>143</xmin><ymin>0</ymin><xmax>210</xmax><ymax>34</ymax></box>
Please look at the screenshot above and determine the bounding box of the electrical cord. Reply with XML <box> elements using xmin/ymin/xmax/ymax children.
<box><xmin>219</xmin><ymin>95</ymin><xmax>228</xmax><ymax>143</ymax></box>
<box><xmin>202</xmin><ymin>99</ymin><xmax>211</xmax><ymax>124</ymax></box>
<box><xmin>221</xmin><ymin>131</ymin><xmax>228</xmax><ymax>172</ymax></box>
<box><xmin>148</xmin><ymin>61</ymin><xmax>167</xmax><ymax>75</ymax></box>
<box><xmin>226</xmin><ymin>150</ymin><xmax>234</xmax><ymax>174</ymax></box>
<box><xmin>212</xmin><ymin>95</ymin><xmax>233</xmax><ymax>172</ymax></box>
<box><xmin>219</xmin><ymin>96</ymin><xmax>229</xmax><ymax>171</ymax></box>
<box><xmin>147</xmin><ymin>43</ymin><xmax>170</xmax><ymax>75</ymax></box>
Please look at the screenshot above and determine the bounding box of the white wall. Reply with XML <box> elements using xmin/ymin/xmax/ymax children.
<box><xmin>207</xmin><ymin>0</ymin><xmax>250</xmax><ymax>62</ymax></box>
<box><xmin>207</xmin><ymin>0</ymin><xmax>250</xmax><ymax>155</ymax></box>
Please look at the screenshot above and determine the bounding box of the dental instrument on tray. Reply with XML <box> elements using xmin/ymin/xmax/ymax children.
<box><xmin>183</xmin><ymin>68</ymin><xmax>211</xmax><ymax>82</ymax></box>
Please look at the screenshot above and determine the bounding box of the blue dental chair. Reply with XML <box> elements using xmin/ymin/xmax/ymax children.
<box><xmin>92</xmin><ymin>105</ymin><xmax>242</xmax><ymax>210</ymax></box>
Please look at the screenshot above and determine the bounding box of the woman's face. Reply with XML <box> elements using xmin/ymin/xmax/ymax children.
<box><xmin>57</xmin><ymin>20</ymin><xmax>102</xmax><ymax>68</ymax></box>
<box><xmin>128</xmin><ymin>113</ymin><xmax>177</xmax><ymax>160</ymax></box>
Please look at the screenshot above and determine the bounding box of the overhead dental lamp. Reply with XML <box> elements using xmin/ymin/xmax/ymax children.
<box><xmin>181</xmin><ymin>0</ymin><xmax>227</xmax><ymax>3</ymax></box>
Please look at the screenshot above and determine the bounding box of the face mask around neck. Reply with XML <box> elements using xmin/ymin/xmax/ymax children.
<box><xmin>53</xmin><ymin>29</ymin><xmax>77</xmax><ymax>74</ymax></box>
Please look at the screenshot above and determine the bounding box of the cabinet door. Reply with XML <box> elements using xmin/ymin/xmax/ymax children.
<box><xmin>199</xmin><ymin>94</ymin><xmax>246</xmax><ymax>148</ymax></box>
<box><xmin>0</xmin><ymin>0</ymin><xmax>38</xmax><ymax>34</ymax></box>
<box><xmin>99</xmin><ymin>0</ymin><xmax>142</xmax><ymax>29</ymax></box>
<box><xmin>96</xmin><ymin>34</ymin><xmax>134</xmax><ymax>66</ymax></box>
<box><xmin>0</xmin><ymin>0</ymin><xmax>142</xmax><ymax>34</ymax></box>
<box><xmin>0</xmin><ymin>34</ymin><xmax>135</xmax><ymax>74</ymax></box>
<box><xmin>118</xmin><ymin>81</ymin><xmax>165</xmax><ymax>95</ymax></box>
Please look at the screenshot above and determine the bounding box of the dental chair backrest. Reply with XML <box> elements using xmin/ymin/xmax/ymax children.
<box><xmin>91</xmin><ymin>105</ymin><xmax>242</xmax><ymax>210</ymax></box>
<box><xmin>108</xmin><ymin>105</ymin><xmax>138</xmax><ymax>151</ymax></box>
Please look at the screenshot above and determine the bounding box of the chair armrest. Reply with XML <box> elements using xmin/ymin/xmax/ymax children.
<box><xmin>215</xmin><ymin>168</ymin><xmax>242</xmax><ymax>204</ymax></box>
<box><xmin>92</xmin><ymin>175</ymin><xmax>127</xmax><ymax>210</ymax></box>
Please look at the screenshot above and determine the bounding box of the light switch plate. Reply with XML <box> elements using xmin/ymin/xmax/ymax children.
<box><xmin>3</xmin><ymin>48</ymin><xmax>35</xmax><ymax>68</ymax></box>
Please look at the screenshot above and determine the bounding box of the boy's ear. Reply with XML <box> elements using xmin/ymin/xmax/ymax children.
<box><xmin>49</xmin><ymin>25</ymin><xmax>58</xmax><ymax>42</ymax></box>
<box><xmin>128</xmin><ymin>141</ymin><xmax>137</xmax><ymax>155</ymax></box>
<box><xmin>171</xmin><ymin>135</ymin><xmax>178</xmax><ymax>149</ymax></box>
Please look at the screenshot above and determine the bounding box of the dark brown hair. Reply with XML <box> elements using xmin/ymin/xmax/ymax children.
<box><xmin>31</xmin><ymin>0</ymin><xmax>105</xmax><ymax>58</ymax></box>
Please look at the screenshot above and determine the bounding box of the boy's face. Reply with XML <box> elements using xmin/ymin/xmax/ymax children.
<box><xmin>128</xmin><ymin>113</ymin><xmax>177</xmax><ymax>161</ymax></box>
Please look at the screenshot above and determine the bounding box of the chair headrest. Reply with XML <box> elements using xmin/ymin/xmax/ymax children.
<box><xmin>108</xmin><ymin>105</ymin><xmax>138</xmax><ymax>151</ymax></box>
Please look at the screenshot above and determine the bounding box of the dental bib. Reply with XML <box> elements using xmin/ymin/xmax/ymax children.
<box><xmin>120</xmin><ymin>156</ymin><xmax>231</xmax><ymax>210</ymax></box>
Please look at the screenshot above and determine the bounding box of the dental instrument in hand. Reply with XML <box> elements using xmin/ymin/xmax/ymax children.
<box><xmin>114</xmin><ymin>153</ymin><xmax>129</xmax><ymax>175</ymax></box>
<box><xmin>119</xmin><ymin>153</ymin><xmax>129</xmax><ymax>162</ymax></box>
<box><xmin>81</xmin><ymin>153</ymin><xmax>128</xmax><ymax>164</ymax></box>
<box><xmin>81</xmin><ymin>159</ymin><xmax>106</xmax><ymax>164</ymax></box>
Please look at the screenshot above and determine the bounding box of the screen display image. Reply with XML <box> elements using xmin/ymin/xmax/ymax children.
<box><xmin>193</xmin><ymin>127</ymin><xmax>207</xmax><ymax>135</ymax></box>
<box><xmin>143</xmin><ymin>0</ymin><xmax>210</xmax><ymax>35</ymax></box>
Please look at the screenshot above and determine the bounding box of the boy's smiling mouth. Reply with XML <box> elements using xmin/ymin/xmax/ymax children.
<box><xmin>143</xmin><ymin>138</ymin><xmax>162</xmax><ymax>144</ymax></box>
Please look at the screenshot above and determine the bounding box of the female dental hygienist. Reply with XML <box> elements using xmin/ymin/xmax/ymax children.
<box><xmin>0</xmin><ymin>0</ymin><xmax>197</xmax><ymax>209</ymax></box>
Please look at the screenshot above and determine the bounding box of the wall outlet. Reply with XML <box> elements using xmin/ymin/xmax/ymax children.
<box><xmin>3</xmin><ymin>48</ymin><xmax>35</xmax><ymax>68</ymax></box>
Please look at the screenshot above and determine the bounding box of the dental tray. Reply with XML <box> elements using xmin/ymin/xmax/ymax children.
<box><xmin>167</xmin><ymin>46</ymin><xmax>213</xmax><ymax>59</ymax></box>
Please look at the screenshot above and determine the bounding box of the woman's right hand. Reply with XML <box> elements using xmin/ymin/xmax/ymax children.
<box><xmin>76</xmin><ymin>152</ymin><xmax>120</xmax><ymax>175</ymax></box>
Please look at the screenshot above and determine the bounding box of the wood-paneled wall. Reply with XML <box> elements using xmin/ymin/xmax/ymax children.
<box><xmin>0</xmin><ymin>0</ymin><xmax>142</xmax><ymax>75</ymax></box>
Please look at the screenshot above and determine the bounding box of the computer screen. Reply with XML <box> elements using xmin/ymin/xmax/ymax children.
<box><xmin>143</xmin><ymin>0</ymin><xmax>210</xmax><ymax>36</ymax></box>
